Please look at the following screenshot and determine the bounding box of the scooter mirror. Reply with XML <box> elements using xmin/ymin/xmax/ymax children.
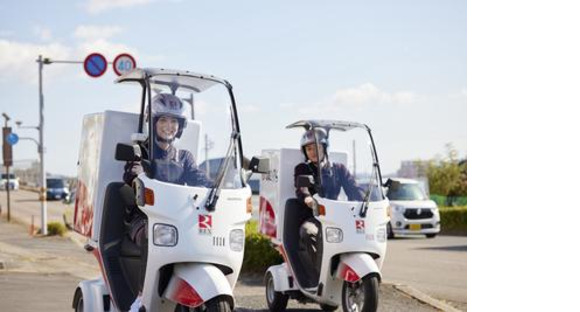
<box><xmin>248</xmin><ymin>156</ymin><xmax>270</xmax><ymax>174</ymax></box>
<box><xmin>296</xmin><ymin>175</ymin><xmax>315</xmax><ymax>188</ymax></box>
<box><xmin>115</xmin><ymin>143</ymin><xmax>142</xmax><ymax>161</ymax></box>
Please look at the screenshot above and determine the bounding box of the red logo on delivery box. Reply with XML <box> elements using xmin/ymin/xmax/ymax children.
<box><xmin>355</xmin><ymin>220</ymin><xmax>365</xmax><ymax>233</ymax></box>
<box><xmin>199</xmin><ymin>215</ymin><xmax>212</xmax><ymax>234</ymax></box>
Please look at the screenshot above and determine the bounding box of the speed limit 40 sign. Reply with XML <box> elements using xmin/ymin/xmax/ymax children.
<box><xmin>113</xmin><ymin>53</ymin><xmax>136</xmax><ymax>76</ymax></box>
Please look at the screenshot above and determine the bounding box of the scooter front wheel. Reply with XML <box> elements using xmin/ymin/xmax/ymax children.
<box><xmin>342</xmin><ymin>275</ymin><xmax>379</xmax><ymax>312</ymax></box>
<box><xmin>265</xmin><ymin>271</ymin><xmax>288</xmax><ymax>311</ymax></box>
<box><xmin>175</xmin><ymin>296</ymin><xmax>232</xmax><ymax>312</ymax></box>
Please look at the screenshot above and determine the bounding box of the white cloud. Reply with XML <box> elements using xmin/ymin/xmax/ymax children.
<box><xmin>74</xmin><ymin>25</ymin><xmax>123</xmax><ymax>41</ymax></box>
<box><xmin>0</xmin><ymin>40</ymin><xmax>71</xmax><ymax>83</ymax></box>
<box><xmin>86</xmin><ymin>0</ymin><xmax>154</xmax><ymax>14</ymax></box>
<box><xmin>34</xmin><ymin>26</ymin><xmax>52</xmax><ymax>41</ymax></box>
<box><xmin>0</xmin><ymin>24</ymin><xmax>140</xmax><ymax>84</ymax></box>
<box><xmin>296</xmin><ymin>83</ymin><xmax>416</xmax><ymax>115</ymax></box>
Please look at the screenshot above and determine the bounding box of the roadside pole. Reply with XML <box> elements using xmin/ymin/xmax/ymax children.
<box><xmin>2</xmin><ymin>114</ymin><xmax>12</xmax><ymax>222</ymax></box>
<box><xmin>33</xmin><ymin>53</ymin><xmax>135</xmax><ymax>234</ymax></box>
<box><xmin>37</xmin><ymin>55</ymin><xmax>47</xmax><ymax>235</ymax></box>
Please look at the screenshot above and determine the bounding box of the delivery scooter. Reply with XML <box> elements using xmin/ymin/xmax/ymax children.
<box><xmin>259</xmin><ymin>120</ymin><xmax>389</xmax><ymax>312</ymax></box>
<box><xmin>71</xmin><ymin>68</ymin><xmax>268</xmax><ymax>312</ymax></box>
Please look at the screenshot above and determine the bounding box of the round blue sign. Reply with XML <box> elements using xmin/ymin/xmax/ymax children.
<box><xmin>6</xmin><ymin>133</ymin><xmax>18</xmax><ymax>145</ymax></box>
<box><xmin>83</xmin><ymin>53</ymin><xmax>108</xmax><ymax>78</ymax></box>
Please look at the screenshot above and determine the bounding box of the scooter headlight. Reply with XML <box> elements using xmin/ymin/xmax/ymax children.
<box><xmin>153</xmin><ymin>223</ymin><xmax>178</xmax><ymax>246</ymax></box>
<box><xmin>377</xmin><ymin>227</ymin><xmax>387</xmax><ymax>242</ymax></box>
<box><xmin>326</xmin><ymin>227</ymin><xmax>343</xmax><ymax>243</ymax></box>
<box><xmin>229</xmin><ymin>229</ymin><xmax>245</xmax><ymax>252</ymax></box>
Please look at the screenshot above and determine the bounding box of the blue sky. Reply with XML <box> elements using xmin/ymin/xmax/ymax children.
<box><xmin>0</xmin><ymin>0</ymin><xmax>466</xmax><ymax>176</ymax></box>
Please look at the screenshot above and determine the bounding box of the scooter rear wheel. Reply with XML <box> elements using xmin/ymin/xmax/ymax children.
<box><xmin>342</xmin><ymin>275</ymin><xmax>379</xmax><ymax>312</ymax></box>
<box><xmin>265</xmin><ymin>271</ymin><xmax>289</xmax><ymax>311</ymax></box>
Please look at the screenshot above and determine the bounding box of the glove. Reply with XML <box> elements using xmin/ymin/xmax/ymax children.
<box><xmin>123</xmin><ymin>161</ymin><xmax>144</xmax><ymax>185</ymax></box>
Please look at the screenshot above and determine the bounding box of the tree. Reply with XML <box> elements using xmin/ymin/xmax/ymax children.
<box><xmin>422</xmin><ymin>143</ymin><xmax>466</xmax><ymax>197</ymax></box>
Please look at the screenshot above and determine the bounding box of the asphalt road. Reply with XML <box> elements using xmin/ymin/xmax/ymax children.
<box><xmin>0</xmin><ymin>188</ymin><xmax>71</xmax><ymax>229</ymax></box>
<box><xmin>383</xmin><ymin>235</ymin><xmax>467</xmax><ymax>310</ymax></box>
<box><xmin>0</xmin><ymin>190</ymin><xmax>466</xmax><ymax>311</ymax></box>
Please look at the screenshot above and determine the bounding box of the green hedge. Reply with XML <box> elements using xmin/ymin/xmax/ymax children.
<box><xmin>431</xmin><ymin>194</ymin><xmax>467</xmax><ymax>206</ymax></box>
<box><xmin>47</xmin><ymin>221</ymin><xmax>68</xmax><ymax>236</ymax></box>
<box><xmin>439</xmin><ymin>206</ymin><xmax>467</xmax><ymax>236</ymax></box>
<box><xmin>242</xmin><ymin>220</ymin><xmax>283</xmax><ymax>274</ymax></box>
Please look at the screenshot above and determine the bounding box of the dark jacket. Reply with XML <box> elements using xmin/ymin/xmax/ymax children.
<box><xmin>294</xmin><ymin>161</ymin><xmax>363</xmax><ymax>202</ymax></box>
<box><xmin>124</xmin><ymin>142</ymin><xmax>211</xmax><ymax>187</ymax></box>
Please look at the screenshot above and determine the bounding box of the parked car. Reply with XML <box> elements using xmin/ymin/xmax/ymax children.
<box><xmin>46</xmin><ymin>178</ymin><xmax>69</xmax><ymax>200</ymax></box>
<box><xmin>385</xmin><ymin>178</ymin><xmax>440</xmax><ymax>238</ymax></box>
<box><xmin>0</xmin><ymin>173</ymin><xmax>19</xmax><ymax>190</ymax></box>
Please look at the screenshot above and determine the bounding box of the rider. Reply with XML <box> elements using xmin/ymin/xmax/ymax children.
<box><xmin>294</xmin><ymin>128</ymin><xmax>363</xmax><ymax>279</ymax></box>
<box><xmin>123</xmin><ymin>93</ymin><xmax>212</xmax><ymax>310</ymax></box>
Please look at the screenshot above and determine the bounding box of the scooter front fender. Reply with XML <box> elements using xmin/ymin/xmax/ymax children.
<box><xmin>336</xmin><ymin>253</ymin><xmax>381</xmax><ymax>283</ymax></box>
<box><xmin>163</xmin><ymin>263</ymin><xmax>233</xmax><ymax>308</ymax></box>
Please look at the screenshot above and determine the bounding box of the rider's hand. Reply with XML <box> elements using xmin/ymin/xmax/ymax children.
<box><xmin>123</xmin><ymin>161</ymin><xmax>144</xmax><ymax>184</ymax></box>
<box><xmin>304</xmin><ymin>196</ymin><xmax>316</xmax><ymax>209</ymax></box>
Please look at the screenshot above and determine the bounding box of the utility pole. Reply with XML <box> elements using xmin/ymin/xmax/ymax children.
<box><xmin>2</xmin><ymin>113</ymin><xmax>12</xmax><ymax>222</ymax></box>
<box><xmin>204</xmin><ymin>134</ymin><xmax>214</xmax><ymax>179</ymax></box>
<box><xmin>352</xmin><ymin>140</ymin><xmax>356</xmax><ymax>178</ymax></box>
<box><xmin>37</xmin><ymin>55</ymin><xmax>48</xmax><ymax>235</ymax></box>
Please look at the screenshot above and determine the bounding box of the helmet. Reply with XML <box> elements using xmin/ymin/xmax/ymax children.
<box><xmin>300</xmin><ymin>128</ymin><xmax>328</xmax><ymax>162</ymax></box>
<box><xmin>150</xmin><ymin>93</ymin><xmax>188</xmax><ymax>139</ymax></box>
<box><xmin>300</xmin><ymin>128</ymin><xmax>328</xmax><ymax>148</ymax></box>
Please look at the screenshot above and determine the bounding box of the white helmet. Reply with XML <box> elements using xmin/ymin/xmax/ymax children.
<box><xmin>150</xmin><ymin>93</ymin><xmax>187</xmax><ymax>138</ymax></box>
<box><xmin>300</xmin><ymin>128</ymin><xmax>328</xmax><ymax>148</ymax></box>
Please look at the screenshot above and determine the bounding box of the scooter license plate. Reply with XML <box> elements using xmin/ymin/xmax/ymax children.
<box><xmin>409</xmin><ymin>224</ymin><xmax>421</xmax><ymax>231</ymax></box>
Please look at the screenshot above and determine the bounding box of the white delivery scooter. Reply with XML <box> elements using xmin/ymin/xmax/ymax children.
<box><xmin>259</xmin><ymin>120</ymin><xmax>389</xmax><ymax>312</ymax></box>
<box><xmin>71</xmin><ymin>68</ymin><xmax>268</xmax><ymax>312</ymax></box>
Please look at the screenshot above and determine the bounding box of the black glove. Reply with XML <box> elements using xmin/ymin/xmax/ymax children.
<box><xmin>123</xmin><ymin>161</ymin><xmax>144</xmax><ymax>185</ymax></box>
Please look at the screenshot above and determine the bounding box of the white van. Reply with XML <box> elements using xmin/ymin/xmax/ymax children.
<box><xmin>0</xmin><ymin>173</ymin><xmax>19</xmax><ymax>190</ymax></box>
<box><xmin>386</xmin><ymin>178</ymin><xmax>440</xmax><ymax>238</ymax></box>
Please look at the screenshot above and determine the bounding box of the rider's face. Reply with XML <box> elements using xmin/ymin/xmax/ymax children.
<box><xmin>305</xmin><ymin>143</ymin><xmax>324</xmax><ymax>163</ymax></box>
<box><xmin>156</xmin><ymin>116</ymin><xmax>179</xmax><ymax>141</ymax></box>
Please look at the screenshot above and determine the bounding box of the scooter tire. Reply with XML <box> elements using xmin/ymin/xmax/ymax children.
<box><xmin>265</xmin><ymin>271</ymin><xmax>288</xmax><ymax>311</ymax></box>
<box><xmin>175</xmin><ymin>296</ymin><xmax>231</xmax><ymax>312</ymax></box>
<box><xmin>319</xmin><ymin>303</ymin><xmax>338</xmax><ymax>311</ymax></box>
<box><xmin>205</xmin><ymin>296</ymin><xmax>232</xmax><ymax>312</ymax></box>
<box><xmin>342</xmin><ymin>275</ymin><xmax>379</xmax><ymax>312</ymax></box>
<box><xmin>72</xmin><ymin>288</ymin><xmax>83</xmax><ymax>312</ymax></box>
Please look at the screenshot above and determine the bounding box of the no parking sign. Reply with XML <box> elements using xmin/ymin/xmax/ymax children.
<box><xmin>83</xmin><ymin>53</ymin><xmax>108</xmax><ymax>78</ymax></box>
<box><xmin>113</xmin><ymin>53</ymin><xmax>136</xmax><ymax>76</ymax></box>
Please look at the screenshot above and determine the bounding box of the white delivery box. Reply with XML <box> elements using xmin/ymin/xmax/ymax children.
<box><xmin>258</xmin><ymin>148</ymin><xmax>347</xmax><ymax>245</ymax></box>
<box><xmin>73</xmin><ymin>111</ymin><xmax>139</xmax><ymax>242</ymax></box>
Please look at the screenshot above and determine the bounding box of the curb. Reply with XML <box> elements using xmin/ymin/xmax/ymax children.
<box><xmin>391</xmin><ymin>283</ymin><xmax>462</xmax><ymax>312</ymax></box>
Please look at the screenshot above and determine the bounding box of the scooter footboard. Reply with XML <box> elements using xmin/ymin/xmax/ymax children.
<box><xmin>336</xmin><ymin>253</ymin><xmax>381</xmax><ymax>283</ymax></box>
<box><xmin>163</xmin><ymin>263</ymin><xmax>234</xmax><ymax>308</ymax></box>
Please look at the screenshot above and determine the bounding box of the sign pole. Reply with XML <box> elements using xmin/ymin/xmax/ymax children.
<box><xmin>2</xmin><ymin>119</ymin><xmax>11</xmax><ymax>222</ymax></box>
<box><xmin>37</xmin><ymin>55</ymin><xmax>47</xmax><ymax>235</ymax></box>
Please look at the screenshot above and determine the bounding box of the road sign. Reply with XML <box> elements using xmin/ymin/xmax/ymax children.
<box><xmin>83</xmin><ymin>53</ymin><xmax>108</xmax><ymax>78</ymax></box>
<box><xmin>113</xmin><ymin>53</ymin><xmax>137</xmax><ymax>76</ymax></box>
<box><xmin>2</xmin><ymin>127</ymin><xmax>12</xmax><ymax>166</ymax></box>
<box><xmin>6</xmin><ymin>133</ymin><xmax>18</xmax><ymax>145</ymax></box>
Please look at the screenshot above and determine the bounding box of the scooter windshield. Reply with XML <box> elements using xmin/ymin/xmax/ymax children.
<box><xmin>316</xmin><ymin>126</ymin><xmax>383</xmax><ymax>202</ymax></box>
<box><xmin>148</xmin><ymin>82</ymin><xmax>243</xmax><ymax>189</ymax></box>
